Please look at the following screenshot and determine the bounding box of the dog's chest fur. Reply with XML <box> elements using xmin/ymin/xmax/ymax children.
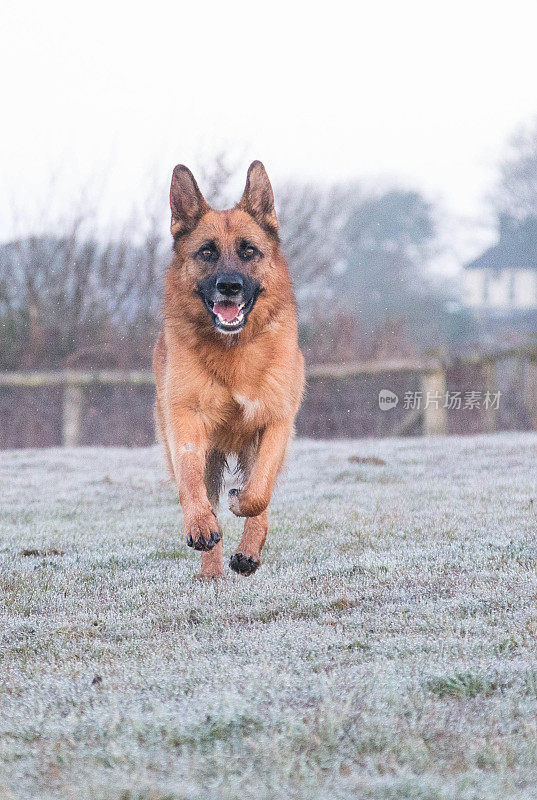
<box><xmin>203</xmin><ymin>358</ymin><xmax>291</xmax><ymax>452</ymax></box>
<box><xmin>233</xmin><ymin>392</ymin><xmax>263</xmax><ymax>423</ymax></box>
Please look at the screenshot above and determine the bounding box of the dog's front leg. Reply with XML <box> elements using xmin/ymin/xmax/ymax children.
<box><xmin>229</xmin><ymin>508</ymin><xmax>268</xmax><ymax>576</ymax></box>
<box><xmin>168</xmin><ymin>410</ymin><xmax>223</xmax><ymax>577</ymax></box>
<box><xmin>228</xmin><ymin>418</ymin><xmax>292</xmax><ymax>518</ymax></box>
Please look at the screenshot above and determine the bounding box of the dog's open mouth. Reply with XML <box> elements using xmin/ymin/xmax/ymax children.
<box><xmin>203</xmin><ymin>295</ymin><xmax>259</xmax><ymax>333</ymax></box>
<box><xmin>196</xmin><ymin>277</ymin><xmax>262</xmax><ymax>335</ymax></box>
<box><xmin>212</xmin><ymin>301</ymin><xmax>245</xmax><ymax>330</ymax></box>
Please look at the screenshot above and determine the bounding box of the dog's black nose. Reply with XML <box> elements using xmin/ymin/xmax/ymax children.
<box><xmin>216</xmin><ymin>273</ymin><xmax>244</xmax><ymax>297</ymax></box>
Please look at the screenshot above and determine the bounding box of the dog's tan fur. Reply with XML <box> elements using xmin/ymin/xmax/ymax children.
<box><xmin>153</xmin><ymin>161</ymin><xmax>304</xmax><ymax>578</ymax></box>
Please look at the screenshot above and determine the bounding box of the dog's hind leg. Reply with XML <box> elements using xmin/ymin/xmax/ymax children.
<box><xmin>229</xmin><ymin>442</ymin><xmax>267</xmax><ymax>576</ymax></box>
<box><xmin>204</xmin><ymin>449</ymin><xmax>226</xmax><ymax>513</ymax></box>
<box><xmin>197</xmin><ymin>449</ymin><xmax>227</xmax><ymax>580</ymax></box>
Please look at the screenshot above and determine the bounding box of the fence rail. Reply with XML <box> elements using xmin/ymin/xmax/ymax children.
<box><xmin>1</xmin><ymin>345</ymin><xmax>537</xmax><ymax>445</ymax></box>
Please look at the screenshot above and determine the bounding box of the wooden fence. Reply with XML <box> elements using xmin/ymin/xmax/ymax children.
<box><xmin>1</xmin><ymin>345</ymin><xmax>537</xmax><ymax>445</ymax></box>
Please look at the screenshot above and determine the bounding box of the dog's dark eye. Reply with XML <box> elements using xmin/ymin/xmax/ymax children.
<box><xmin>238</xmin><ymin>242</ymin><xmax>258</xmax><ymax>261</ymax></box>
<box><xmin>198</xmin><ymin>245</ymin><xmax>218</xmax><ymax>262</ymax></box>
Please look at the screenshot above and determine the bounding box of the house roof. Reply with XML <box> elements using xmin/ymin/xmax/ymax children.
<box><xmin>466</xmin><ymin>217</ymin><xmax>537</xmax><ymax>271</ymax></box>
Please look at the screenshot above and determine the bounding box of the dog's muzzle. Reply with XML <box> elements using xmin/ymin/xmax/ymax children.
<box><xmin>196</xmin><ymin>272</ymin><xmax>262</xmax><ymax>334</ymax></box>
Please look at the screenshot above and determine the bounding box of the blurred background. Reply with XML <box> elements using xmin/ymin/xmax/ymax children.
<box><xmin>2</xmin><ymin>0</ymin><xmax>537</xmax><ymax>446</ymax></box>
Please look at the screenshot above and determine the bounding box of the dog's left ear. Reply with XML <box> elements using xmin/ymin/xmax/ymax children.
<box><xmin>239</xmin><ymin>161</ymin><xmax>278</xmax><ymax>234</ymax></box>
<box><xmin>170</xmin><ymin>165</ymin><xmax>209</xmax><ymax>238</ymax></box>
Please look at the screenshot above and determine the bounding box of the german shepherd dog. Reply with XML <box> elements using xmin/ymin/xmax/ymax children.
<box><xmin>153</xmin><ymin>161</ymin><xmax>304</xmax><ymax>579</ymax></box>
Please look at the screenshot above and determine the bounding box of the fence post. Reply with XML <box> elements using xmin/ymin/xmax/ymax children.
<box><xmin>420</xmin><ymin>367</ymin><xmax>447</xmax><ymax>436</ymax></box>
<box><xmin>524</xmin><ymin>357</ymin><xmax>537</xmax><ymax>430</ymax></box>
<box><xmin>62</xmin><ymin>383</ymin><xmax>83</xmax><ymax>446</ymax></box>
<box><xmin>482</xmin><ymin>358</ymin><xmax>498</xmax><ymax>433</ymax></box>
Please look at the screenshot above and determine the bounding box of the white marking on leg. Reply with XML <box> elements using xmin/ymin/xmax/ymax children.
<box><xmin>169</xmin><ymin>432</ymin><xmax>198</xmax><ymax>475</ymax></box>
<box><xmin>181</xmin><ymin>443</ymin><xmax>197</xmax><ymax>453</ymax></box>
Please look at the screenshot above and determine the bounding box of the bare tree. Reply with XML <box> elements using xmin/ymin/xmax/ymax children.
<box><xmin>0</xmin><ymin>186</ymin><xmax>166</xmax><ymax>368</ymax></box>
<box><xmin>194</xmin><ymin>152</ymin><xmax>244</xmax><ymax>209</ymax></box>
<box><xmin>491</xmin><ymin>117</ymin><xmax>537</xmax><ymax>222</ymax></box>
<box><xmin>276</xmin><ymin>182</ymin><xmax>348</xmax><ymax>298</ymax></box>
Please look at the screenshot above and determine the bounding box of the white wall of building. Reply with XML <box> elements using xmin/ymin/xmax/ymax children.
<box><xmin>464</xmin><ymin>268</ymin><xmax>537</xmax><ymax>310</ymax></box>
<box><xmin>464</xmin><ymin>269</ymin><xmax>486</xmax><ymax>307</ymax></box>
<box><xmin>487</xmin><ymin>270</ymin><xmax>511</xmax><ymax>308</ymax></box>
<box><xmin>514</xmin><ymin>269</ymin><xmax>537</xmax><ymax>308</ymax></box>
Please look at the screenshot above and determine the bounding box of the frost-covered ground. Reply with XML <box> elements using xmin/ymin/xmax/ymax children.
<box><xmin>1</xmin><ymin>434</ymin><xmax>537</xmax><ymax>800</ymax></box>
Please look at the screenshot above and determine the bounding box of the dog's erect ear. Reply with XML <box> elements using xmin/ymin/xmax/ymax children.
<box><xmin>239</xmin><ymin>161</ymin><xmax>278</xmax><ymax>234</ymax></box>
<box><xmin>170</xmin><ymin>165</ymin><xmax>209</xmax><ymax>237</ymax></box>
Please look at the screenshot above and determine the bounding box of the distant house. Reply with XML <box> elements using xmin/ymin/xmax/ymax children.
<box><xmin>464</xmin><ymin>218</ymin><xmax>537</xmax><ymax>312</ymax></box>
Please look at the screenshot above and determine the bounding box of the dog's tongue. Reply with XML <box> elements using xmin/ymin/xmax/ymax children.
<box><xmin>213</xmin><ymin>302</ymin><xmax>239</xmax><ymax>322</ymax></box>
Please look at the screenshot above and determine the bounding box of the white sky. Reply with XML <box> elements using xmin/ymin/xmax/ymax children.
<box><xmin>2</xmin><ymin>0</ymin><xmax>537</xmax><ymax>266</ymax></box>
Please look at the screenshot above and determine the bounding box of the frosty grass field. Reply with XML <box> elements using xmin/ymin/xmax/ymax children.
<box><xmin>2</xmin><ymin>433</ymin><xmax>537</xmax><ymax>799</ymax></box>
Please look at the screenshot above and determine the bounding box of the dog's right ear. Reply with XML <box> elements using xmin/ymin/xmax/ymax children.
<box><xmin>239</xmin><ymin>160</ymin><xmax>278</xmax><ymax>235</ymax></box>
<box><xmin>170</xmin><ymin>165</ymin><xmax>209</xmax><ymax>238</ymax></box>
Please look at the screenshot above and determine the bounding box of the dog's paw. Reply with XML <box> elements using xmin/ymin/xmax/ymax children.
<box><xmin>228</xmin><ymin>488</ymin><xmax>243</xmax><ymax>516</ymax></box>
<box><xmin>185</xmin><ymin>512</ymin><xmax>221</xmax><ymax>552</ymax></box>
<box><xmin>228</xmin><ymin>488</ymin><xmax>267</xmax><ymax>518</ymax></box>
<box><xmin>229</xmin><ymin>552</ymin><xmax>260</xmax><ymax>576</ymax></box>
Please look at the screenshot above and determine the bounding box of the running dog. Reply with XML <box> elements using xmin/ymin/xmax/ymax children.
<box><xmin>153</xmin><ymin>161</ymin><xmax>304</xmax><ymax>578</ymax></box>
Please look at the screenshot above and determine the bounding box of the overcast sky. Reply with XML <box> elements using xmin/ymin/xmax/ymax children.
<box><xmin>2</xmin><ymin>0</ymin><xmax>537</xmax><ymax>261</ymax></box>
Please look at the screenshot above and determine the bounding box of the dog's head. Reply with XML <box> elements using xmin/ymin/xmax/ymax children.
<box><xmin>168</xmin><ymin>161</ymin><xmax>289</xmax><ymax>339</ymax></box>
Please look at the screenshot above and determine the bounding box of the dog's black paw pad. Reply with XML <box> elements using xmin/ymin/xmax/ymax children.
<box><xmin>229</xmin><ymin>552</ymin><xmax>260</xmax><ymax>576</ymax></box>
<box><xmin>189</xmin><ymin>533</ymin><xmax>220</xmax><ymax>551</ymax></box>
